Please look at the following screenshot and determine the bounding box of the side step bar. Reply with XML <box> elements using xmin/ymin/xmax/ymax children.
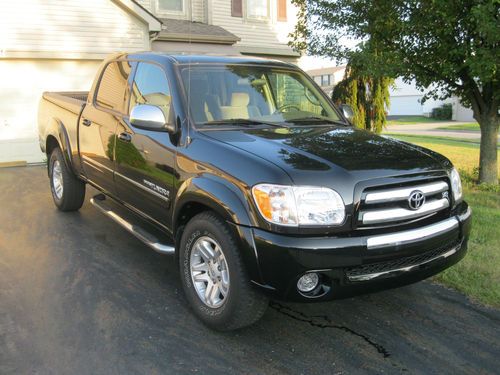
<box><xmin>90</xmin><ymin>195</ymin><xmax>175</xmax><ymax>255</ymax></box>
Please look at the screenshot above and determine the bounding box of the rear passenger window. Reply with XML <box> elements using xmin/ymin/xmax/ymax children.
<box><xmin>129</xmin><ymin>63</ymin><xmax>171</xmax><ymax>120</ymax></box>
<box><xmin>95</xmin><ymin>61</ymin><xmax>132</xmax><ymax>112</ymax></box>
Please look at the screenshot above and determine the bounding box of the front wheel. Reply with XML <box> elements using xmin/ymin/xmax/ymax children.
<box><xmin>49</xmin><ymin>147</ymin><xmax>85</xmax><ymax>211</ymax></box>
<box><xmin>179</xmin><ymin>211</ymin><xmax>268</xmax><ymax>331</ymax></box>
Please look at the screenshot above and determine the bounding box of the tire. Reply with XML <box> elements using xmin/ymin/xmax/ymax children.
<box><xmin>179</xmin><ymin>211</ymin><xmax>268</xmax><ymax>331</ymax></box>
<box><xmin>49</xmin><ymin>147</ymin><xmax>85</xmax><ymax>211</ymax></box>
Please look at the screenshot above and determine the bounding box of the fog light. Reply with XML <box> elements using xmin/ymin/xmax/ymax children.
<box><xmin>297</xmin><ymin>273</ymin><xmax>319</xmax><ymax>293</ymax></box>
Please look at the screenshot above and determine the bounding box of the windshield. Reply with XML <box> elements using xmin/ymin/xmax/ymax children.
<box><xmin>180</xmin><ymin>64</ymin><xmax>341</xmax><ymax>126</ymax></box>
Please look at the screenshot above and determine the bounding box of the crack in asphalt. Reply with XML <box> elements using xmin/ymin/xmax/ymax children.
<box><xmin>270</xmin><ymin>302</ymin><xmax>391</xmax><ymax>359</ymax></box>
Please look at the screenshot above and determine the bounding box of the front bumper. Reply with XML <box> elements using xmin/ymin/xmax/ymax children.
<box><xmin>249</xmin><ymin>202</ymin><xmax>472</xmax><ymax>302</ymax></box>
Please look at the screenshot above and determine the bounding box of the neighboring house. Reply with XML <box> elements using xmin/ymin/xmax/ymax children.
<box><xmin>306</xmin><ymin>66</ymin><xmax>346</xmax><ymax>96</ymax></box>
<box><xmin>388</xmin><ymin>78</ymin><xmax>474</xmax><ymax>121</ymax></box>
<box><xmin>0</xmin><ymin>0</ymin><xmax>299</xmax><ymax>164</ymax></box>
<box><xmin>306</xmin><ymin>67</ymin><xmax>474</xmax><ymax>122</ymax></box>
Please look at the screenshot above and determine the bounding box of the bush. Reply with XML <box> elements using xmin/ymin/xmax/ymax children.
<box><xmin>431</xmin><ymin>103</ymin><xmax>452</xmax><ymax>120</ymax></box>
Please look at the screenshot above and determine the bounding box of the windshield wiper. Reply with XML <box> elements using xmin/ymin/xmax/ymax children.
<box><xmin>287</xmin><ymin>116</ymin><xmax>347</xmax><ymax>126</ymax></box>
<box><xmin>200</xmin><ymin>118</ymin><xmax>285</xmax><ymax>127</ymax></box>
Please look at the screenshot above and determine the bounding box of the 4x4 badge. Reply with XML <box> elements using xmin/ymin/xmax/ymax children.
<box><xmin>408</xmin><ymin>190</ymin><xmax>425</xmax><ymax>210</ymax></box>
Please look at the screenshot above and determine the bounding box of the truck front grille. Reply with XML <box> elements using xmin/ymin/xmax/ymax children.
<box><xmin>358</xmin><ymin>179</ymin><xmax>450</xmax><ymax>227</ymax></box>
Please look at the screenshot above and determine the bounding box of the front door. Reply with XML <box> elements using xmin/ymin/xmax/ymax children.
<box><xmin>79</xmin><ymin>60</ymin><xmax>132</xmax><ymax>195</ymax></box>
<box><xmin>114</xmin><ymin>62</ymin><xmax>176</xmax><ymax>231</ymax></box>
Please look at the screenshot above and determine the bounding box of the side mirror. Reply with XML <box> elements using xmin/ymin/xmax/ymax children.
<box><xmin>130</xmin><ymin>104</ymin><xmax>175</xmax><ymax>133</ymax></box>
<box><xmin>340</xmin><ymin>104</ymin><xmax>355</xmax><ymax>124</ymax></box>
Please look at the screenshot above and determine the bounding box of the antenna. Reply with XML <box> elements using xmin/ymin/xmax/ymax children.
<box><xmin>185</xmin><ymin>7</ymin><xmax>193</xmax><ymax>146</ymax></box>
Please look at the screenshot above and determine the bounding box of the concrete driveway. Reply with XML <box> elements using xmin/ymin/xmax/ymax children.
<box><xmin>1</xmin><ymin>166</ymin><xmax>499</xmax><ymax>374</ymax></box>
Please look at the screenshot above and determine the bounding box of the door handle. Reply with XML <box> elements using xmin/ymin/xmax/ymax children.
<box><xmin>82</xmin><ymin>118</ymin><xmax>92</xmax><ymax>127</ymax></box>
<box><xmin>118</xmin><ymin>132</ymin><xmax>132</xmax><ymax>142</ymax></box>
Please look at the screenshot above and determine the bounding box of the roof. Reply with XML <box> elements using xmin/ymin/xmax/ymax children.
<box><xmin>156</xmin><ymin>18</ymin><xmax>240</xmax><ymax>45</ymax></box>
<box><xmin>114</xmin><ymin>0</ymin><xmax>162</xmax><ymax>32</ymax></box>
<box><xmin>127</xmin><ymin>52</ymin><xmax>297</xmax><ymax>68</ymax></box>
<box><xmin>306</xmin><ymin>65</ymin><xmax>346</xmax><ymax>76</ymax></box>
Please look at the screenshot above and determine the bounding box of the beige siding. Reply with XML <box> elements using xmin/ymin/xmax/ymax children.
<box><xmin>192</xmin><ymin>0</ymin><xmax>205</xmax><ymax>22</ymax></box>
<box><xmin>0</xmin><ymin>0</ymin><xmax>149</xmax><ymax>57</ymax></box>
<box><xmin>210</xmin><ymin>0</ymin><xmax>297</xmax><ymax>51</ymax></box>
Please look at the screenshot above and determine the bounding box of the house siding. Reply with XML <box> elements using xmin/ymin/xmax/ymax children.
<box><xmin>0</xmin><ymin>0</ymin><xmax>149</xmax><ymax>58</ymax></box>
<box><xmin>210</xmin><ymin>0</ymin><xmax>297</xmax><ymax>52</ymax></box>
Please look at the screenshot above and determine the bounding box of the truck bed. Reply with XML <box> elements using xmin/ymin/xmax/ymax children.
<box><xmin>38</xmin><ymin>91</ymin><xmax>89</xmax><ymax>157</ymax></box>
<box><xmin>42</xmin><ymin>91</ymin><xmax>88</xmax><ymax>115</ymax></box>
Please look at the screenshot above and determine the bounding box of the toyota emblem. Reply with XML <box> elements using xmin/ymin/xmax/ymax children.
<box><xmin>408</xmin><ymin>190</ymin><xmax>425</xmax><ymax>210</ymax></box>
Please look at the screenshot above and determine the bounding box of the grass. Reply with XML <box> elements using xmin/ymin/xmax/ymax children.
<box><xmin>387</xmin><ymin>134</ymin><xmax>500</xmax><ymax>307</ymax></box>
<box><xmin>386</xmin><ymin>116</ymin><xmax>447</xmax><ymax>125</ymax></box>
<box><xmin>437</xmin><ymin>122</ymin><xmax>479</xmax><ymax>131</ymax></box>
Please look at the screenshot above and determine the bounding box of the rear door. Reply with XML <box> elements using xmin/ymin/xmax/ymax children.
<box><xmin>114</xmin><ymin>61</ymin><xmax>176</xmax><ymax>230</ymax></box>
<box><xmin>79</xmin><ymin>60</ymin><xmax>132</xmax><ymax>194</ymax></box>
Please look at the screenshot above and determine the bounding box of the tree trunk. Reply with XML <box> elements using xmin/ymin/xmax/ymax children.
<box><xmin>478</xmin><ymin>115</ymin><xmax>499</xmax><ymax>185</ymax></box>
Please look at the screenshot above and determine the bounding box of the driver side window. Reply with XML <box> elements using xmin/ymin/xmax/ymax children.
<box><xmin>129</xmin><ymin>62</ymin><xmax>171</xmax><ymax>120</ymax></box>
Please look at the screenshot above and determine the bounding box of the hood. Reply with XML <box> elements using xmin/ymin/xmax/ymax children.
<box><xmin>202</xmin><ymin>126</ymin><xmax>449</xmax><ymax>185</ymax></box>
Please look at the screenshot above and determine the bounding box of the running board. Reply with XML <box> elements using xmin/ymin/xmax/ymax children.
<box><xmin>90</xmin><ymin>195</ymin><xmax>175</xmax><ymax>255</ymax></box>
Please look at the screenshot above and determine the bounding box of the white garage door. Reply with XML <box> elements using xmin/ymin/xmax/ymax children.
<box><xmin>0</xmin><ymin>60</ymin><xmax>100</xmax><ymax>163</ymax></box>
<box><xmin>389</xmin><ymin>96</ymin><xmax>424</xmax><ymax>116</ymax></box>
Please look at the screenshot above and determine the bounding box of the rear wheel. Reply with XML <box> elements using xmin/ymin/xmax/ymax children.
<box><xmin>179</xmin><ymin>211</ymin><xmax>268</xmax><ymax>331</ymax></box>
<box><xmin>49</xmin><ymin>147</ymin><xmax>85</xmax><ymax>211</ymax></box>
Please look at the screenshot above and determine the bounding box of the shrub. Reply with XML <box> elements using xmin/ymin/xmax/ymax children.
<box><xmin>431</xmin><ymin>103</ymin><xmax>452</xmax><ymax>120</ymax></box>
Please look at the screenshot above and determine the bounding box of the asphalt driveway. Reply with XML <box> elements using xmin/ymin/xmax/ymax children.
<box><xmin>1</xmin><ymin>166</ymin><xmax>499</xmax><ymax>374</ymax></box>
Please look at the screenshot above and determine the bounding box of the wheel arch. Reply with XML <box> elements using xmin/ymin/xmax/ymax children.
<box><xmin>44</xmin><ymin>118</ymin><xmax>75</xmax><ymax>175</ymax></box>
<box><xmin>173</xmin><ymin>176</ymin><xmax>264</xmax><ymax>284</ymax></box>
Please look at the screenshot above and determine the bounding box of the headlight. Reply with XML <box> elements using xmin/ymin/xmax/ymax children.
<box><xmin>252</xmin><ymin>184</ymin><xmax>345</xmax><ymax>226</ymax></box>
<box><xmin>450</xmin><ymin>168</ymin><xmax>463</xmax><ymax>203</ymax></box>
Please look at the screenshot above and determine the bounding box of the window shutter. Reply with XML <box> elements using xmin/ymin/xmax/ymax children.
<box><xmin>277</xmin><ymin>0</ymin><xmax>287</xmax><ymax>21</ymax></box>
<box><xmin>232</xmin><ymin>0</ymin><xmax>243</xmax><ymax>17</ymax></box>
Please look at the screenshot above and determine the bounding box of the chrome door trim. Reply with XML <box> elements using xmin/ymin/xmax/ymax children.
<box><xmin>81</xmin><ymin>155</ymin><xmax>113</xmax><ymax>173</ymax></box>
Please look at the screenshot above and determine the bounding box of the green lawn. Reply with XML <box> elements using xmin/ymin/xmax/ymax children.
<box><xmin>386</xmin><ymin>116</ymin><xmax>447</xmax><ymax>125</ymax></box>
<box><xmin>437</xmin><ymin>122</ymin><xmax>480</xmax><ymax>131</ymax></box>
<box><xmin>388</xmin><ymin>134</ymin><xmax>500</xmax><ymax>308</ymax></box>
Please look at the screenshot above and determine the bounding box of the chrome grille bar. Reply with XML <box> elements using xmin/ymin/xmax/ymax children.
<box><xmin>360</xmin><ymin>198</ymin><xmax>450</xmax><ymax>225</ymax></box>
<box><xmin>364</xmin><ymin>181</ymin><xmax>448</xmax><ymax>204</ymax></box>
<box><xmin>366</xmin><ymin>217</ymin><xmax>459</xmax><ymax>249</ymax></box>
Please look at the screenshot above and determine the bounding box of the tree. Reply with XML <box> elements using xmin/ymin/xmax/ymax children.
<box><xmin>331</xmin><ymin>63</ymin><xmax>392</xmax><ymax>133</ymax></box>
<box><xmin>291</xmin><ymin>0</ymin><xmax>499</xmax><ymax>184</ymax></box>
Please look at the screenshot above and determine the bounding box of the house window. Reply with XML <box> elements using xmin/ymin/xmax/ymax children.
<box><xmin>277</xmin><ymin>0</ymin><xmax>287</xmax><ymax>21</ymax></box>
<box><xmin>158</xmin><ymin>0</ymin><xmax>183</xmax><ymax>13</ymax></box>
<box><xmin>247</xmin><ymin>0</ymin><xmax>269</xmax><ymax>19</ymax></box>
<box><xmin>321</xmin><ymin>74</ymin><xmax>330</xmax><ymax>86</ymax></box>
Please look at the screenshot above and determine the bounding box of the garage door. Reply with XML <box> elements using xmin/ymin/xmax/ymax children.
<box><xmin>389</xmin><ymin>96</ymin><xmax>424</xmax><ymax>116</ymax></box>
<box><xmin>0</xmin><ymin>60</ymin><xmax>100</xmax><ymax>163</ymax></box>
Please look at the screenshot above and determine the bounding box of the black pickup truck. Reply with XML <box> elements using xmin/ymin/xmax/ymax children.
<box><xmin>38</xmin><ymin>52</ymin><xmax>471</xmax><ymax>330</ymax></box>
